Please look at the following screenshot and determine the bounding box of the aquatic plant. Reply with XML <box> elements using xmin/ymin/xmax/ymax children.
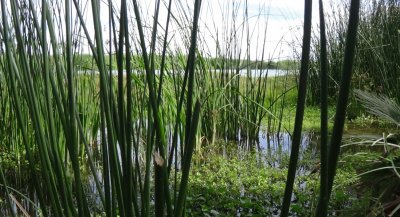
<box><xmin>282</xmin><ymin>0</ymin><xmax>360</xmax><ymax>216</ymax></box>
<box><xmin>354</xmin><ymin>89</ymin><xmax>400</xmax><ymax>126</ymax></box>
<box><xmin>0</xmin><ymin>0</ymin><xmax>201</xmax><ymax>216</ymax></box>
<box><xmin>0</xmin><ymin>0</ymin><xmax>369</xmax><ymax>216</ymax></box>
<box><xmin>352</xmin><ymin>89</ymin><xmax>400</xmax><ymax>215</ymax></box>
<box><xmin>280</xmin><ymin>0</ymin><xmax>313</xmax><ymax>216</ymax></box>
<box><xmin>308</xmin><ymin>0</ymin><xmax>400</xmax><ymax>106</ymax></box>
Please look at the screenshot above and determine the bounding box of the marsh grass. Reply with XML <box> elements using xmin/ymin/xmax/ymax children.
<box><xmin>0</xmin><ymin>0</ymin><xmax>202</xmax><ymax>216</ymax></box>
<box><xmin>309</xmin><ymin>0</ymin><xmax>400</xmax><ymax>106</ymax></box>
<box><xmin>282</xmin><ymin>0</ymin><xmax>360</xmax><ymax>216</ymax></box>
<box><xmin>0</xmin><ymin>0</ymin><xmax>364</xmax><ymax>216</ymax></box>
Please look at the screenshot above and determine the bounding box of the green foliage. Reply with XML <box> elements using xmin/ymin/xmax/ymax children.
<box><xmin>354</xmin><ymin>89</ymin><xmax>400</xmax><ymax>126</ymax></box>
<box><xmin>340</xmin><ymin>136</ymin><xmax>400</xmax><ymax>216</ymax></box>
<box><xmin>181</xmin><ymin>145</ymin><xmax>359</xmax><ymax>216</ymax></box>
<box><xmin>0</xmin><ymin>0</ymin><xmax>392</xmax><ymax>216</ymax></box>
<box><xmin>0</xmin><ymin>0</ymin><xmax>202</xmax><ymax>216</ymax></box>
<box><xmin>308</xmin><ymin>0</ymin><xmax>400</xmax><ymax>108</ymax></box>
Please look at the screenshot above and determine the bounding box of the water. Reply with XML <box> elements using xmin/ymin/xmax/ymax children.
<box><xmin>236</xmin><ymin>128</ymin><xmax>318</xmax><ymax>169</ymax></box>
<box><xmin>1</xmin><ymin>127</ymin><xmax>383</xmax><ymax>216</ymax></box>
<box><xmin>214</xmin><ymin>69</ymin><xmax>291</xmax><ymax>77</ymax></box>
<box><xmin>77</xmin><ymin>69</ymin><xmax>292</xmax><ymax>78</ymax></box>
<box><xmin>1</xmin><ymin>128</ymin><xmax>315</xmax><ymax>215</ymax></box>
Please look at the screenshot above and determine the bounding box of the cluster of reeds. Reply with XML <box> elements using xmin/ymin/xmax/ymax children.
<box><xmin>355</xmin><ymin>0</ymin><xmax>400</xmax><ymax>99</ymax></box>
<box><xmin>281</xmin><ymin>0</ymin><xmax>360</xmax><ymax>216</ymax></box>
<box><xmin>0</xmin><ymin>0</ymin><xmax>202</xmax><ymax>216</ymax></box>
<box><xmin>308</xmin><ymin>0</ymin><xmax>400</xmax><ymax>106</ymax></box>
<box><xmin>196</xmin><ymin>1</ymin><xmax>296</xmax><ymax>147</ymax></box>
<box><xmin>0</xmin><ymin>0</ymin><xmax>363</xmax><ymax>216</ymax></box>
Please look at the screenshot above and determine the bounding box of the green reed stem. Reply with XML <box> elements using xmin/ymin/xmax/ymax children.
<box><xmin>280</xmin><ymin>0</ymin><xmax>312</xmax><ymax>216</ymax></box>
<box><xmin>315</xmin><ymin>0</ymin><xmax>330</xmax><ymax>216</ymax></box>
<box><xmin>4</xmin><ymin>1</ymin><xmax>64</xmax><ymax>215</ymax></box>
<box><xmin>66</xmin><ymin>1</ymin><xmax>90</xmax><ymax>216</ymax></box>
<box><xmin>175</xmin><ymin>101</ymin><xmax>201</xmax><ymax>217</ymax></box>
<box><xmin>131</xmin><ymin>0</ymin><xmax>172</xmax><ymax>215</ymax></box>
<box><xmin>325</xmin><ymin>0</ymin><xmax>360</xmax><ymax>215</ymax></box>
<box><xmin>90</xmin><ymin>0</ymin><xmax>125</xmax><ymax>215</ymax></box>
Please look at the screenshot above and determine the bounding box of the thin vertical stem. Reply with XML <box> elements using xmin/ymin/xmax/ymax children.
<box><xmin>65</xmin><ymin>0</ymin><xmax>89</xmax><ymax>216</ymax></box>
<box><xmin>131</xmin><ymin>0</ymin><xmax>172</xmax><ymax>215</ymax></box>
<box><xmin>280</xmin><ymin>0</ymin><xmax>312</xmax><ymax>216</ymax></box>
<box><xmin>175</xmin><ymin>101</ymin><xmax>201</xmax><ymax>217</ymax></box>
<box><xmin>315</xmin><ymin>0</ymin><xmax>330</xmax><ymax>216</ymax></box>
<box><xmin>326</xmin><ymin>0</ymin><xmax>360</xmax><ymax>212</ymax></box>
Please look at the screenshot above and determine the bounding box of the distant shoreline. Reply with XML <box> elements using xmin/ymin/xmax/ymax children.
<box><xmin>76</xmin><ymin>68</ymin><xmax>296</xmax><ymax>78</ymax></box>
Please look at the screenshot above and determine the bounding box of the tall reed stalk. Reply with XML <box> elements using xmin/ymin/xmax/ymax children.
<box><xmin>194</xmin><ymin>0</ymin><xmax>284</xmax><ymax>149</ymax></box>
<box><xmin>316</xmin><ymin>0</ymin><xmax>360</xmax><ymax>216</ymax></box>
<box><xmin>308</xmin><ymin>0</ymin><xmax>398</xmax><ymax>106</ymax></box>
<box><xmin>315</xmin><ymin>0</ymin><xmax>329</xmax><ymax>215</ymax></box>
<box><xmin>280</xmin><ymin>0</ymin><xmax>312</xmax><ymax>216</ymax></box>
<box><xmin>281</xmin><ymin>0</ymin><xmax>360</xmax><ymax>216</ymax></box>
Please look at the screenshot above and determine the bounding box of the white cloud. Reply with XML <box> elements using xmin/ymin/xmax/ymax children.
<box><xmin>85</xmin><ymin>0</ymin><xmax>335</xmax><ymax>60</ymax></box>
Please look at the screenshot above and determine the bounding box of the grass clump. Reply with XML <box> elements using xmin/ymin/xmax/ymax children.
<box><xmin>308</xmin><ymin>0</ymin><xmax>400</xmax><ymax>108</ymax></box>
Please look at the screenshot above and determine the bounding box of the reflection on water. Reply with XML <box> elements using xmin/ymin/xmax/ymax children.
<box><xmin>238</xmin><ymin>129</ymin><xmax>318</xmax><ymax>170</ymax></box>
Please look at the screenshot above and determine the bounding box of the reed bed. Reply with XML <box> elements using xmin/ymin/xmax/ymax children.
<box><xmin>308</xmin><ymin>0</ymin><xmax>400</xmax><ymax>105</ymax></box>
<box><xmin>0</xmin><ymin>0</ymin><xmax>202</xmax><ymax>216</ymax></box>
<box><xmin>0</xmin><ymin>0</ymin><xmax>363</xmax><ymax>216</ymax></box>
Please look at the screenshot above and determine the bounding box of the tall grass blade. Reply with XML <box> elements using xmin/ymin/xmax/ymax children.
<box><xmin>89</xmin><ymin>0</ymin><xmax>125</xmax><ymax>215</ymax></box>
<box><xmin>0</xmin><ymin>11</ymin><xmax>47</xmax><ymax>217</ymax></box>
<box><xmin>1</xmin><ymin>1</ymin><xmax>64</xmax><ymax>216</ymax></box>
<box><xmin>65</xmin><ymin>0</ymin><xmax>90</xmax><ymax>215</ymax></box>
<box><xmin>325</xmin><ymin>0</ymin><xmax>360</xmax><ymax>216</ymax></box>
<box><xmin>280</xmin><ymin>0</ymin><xmax>312</xmax><ymax>216</ymax></box>
<box><xmin>315</xmin><ymin>0</ymin><xmax>330</xmax><ymax>216</ymax></box>
<box><xmin>175</xmin><ymin>101</ymin><xmax>201</xmax><ymax>217</ymax></box>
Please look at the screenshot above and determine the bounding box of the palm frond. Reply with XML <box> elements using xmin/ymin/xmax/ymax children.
<box><xmin>354</xmin><ymin>89</ymin><xmax>400</xmax><ymax>126</ymax></box>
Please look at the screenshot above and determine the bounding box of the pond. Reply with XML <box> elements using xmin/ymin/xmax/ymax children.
<box><xmin>77</xmin><ymin>69</ymin><xmax>291</xmax><ymax>78</ymax></box>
